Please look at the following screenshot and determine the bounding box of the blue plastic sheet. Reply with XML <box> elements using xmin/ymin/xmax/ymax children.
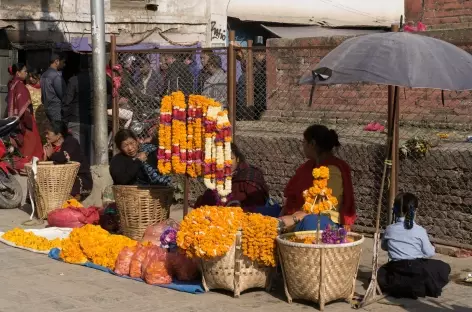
<box><xmin>48</xmin><ymin>248</ymin><xmax>204</xmax><ymax>294</ymax></box>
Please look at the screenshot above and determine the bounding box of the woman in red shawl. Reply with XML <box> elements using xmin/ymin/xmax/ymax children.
<box><xmin>278</xmin><ymin>124</ymin><xmax>356</xmax><ymax>231</ymax></box>
<box><xmin>7</xmin><ymin>63</ymin><xmax>43</xmax><ymax>173</ymax></box>
<box><xmin>194</xmin><ymin>143</ymin><xmax>271</xmax><ymax>213</ymax></box>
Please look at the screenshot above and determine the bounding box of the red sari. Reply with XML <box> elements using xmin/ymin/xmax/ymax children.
<box><xmin>283</xmin><ymin>155</ymin><xmax>356</xmax><ymax>225</ymax></box>
<box><xmin>7</xmin><ymin>77</ymin><xmax>43</xmax><ymax>170</ymax></box>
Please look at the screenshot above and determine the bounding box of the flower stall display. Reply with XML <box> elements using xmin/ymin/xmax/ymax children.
<box><xmin>275</xmin><ymin>166</ymin><xmax>365</xmax><ymax>311</ymax></box>
<box><xmin>177</xmin><ymin>206</ymin><xmax>278</xmax><ymax>297</ymax></box>
<box><xmin>157</xmin><ymin>94</ymin><xmax>233</xmax><ymax>203</ymax></box>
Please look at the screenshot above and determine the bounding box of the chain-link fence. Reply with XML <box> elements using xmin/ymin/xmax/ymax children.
<box><xmin>235</xmin><ymin>45</ymin><xmax>472</xmax><ymax>248</ymax></box>
<box><xmin>112</xmin><ymin>43</ymin><xmax>472</xmax><ymax>248</ymax></box>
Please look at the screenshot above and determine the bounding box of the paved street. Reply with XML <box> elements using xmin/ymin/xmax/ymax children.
<box><xmin>0</xmin><ymin>207</ymin><xmax>471</xmax><ymax>312</ymax></box>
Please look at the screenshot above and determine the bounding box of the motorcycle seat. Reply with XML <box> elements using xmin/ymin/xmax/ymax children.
<box><xmin>0</xmin><ymin>116</ymin><xmax>20</xmax><ymax>137</ymax></box>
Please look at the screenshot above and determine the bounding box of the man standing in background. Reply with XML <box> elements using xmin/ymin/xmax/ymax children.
<box><xmin>40</xmin><ymin>53</ymin><xmax>66</xmax><ymax>123</ymax></box>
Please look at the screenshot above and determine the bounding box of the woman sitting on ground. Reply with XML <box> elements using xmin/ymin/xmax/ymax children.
<box><xmin>43</xmin><ymin>121</ymin><xmax>93</xmax><ymax>201</ymax></box>
<box><xmin>278</xmin><ymin>124</ymin><xmax>356</xmax><ymax>231</ymax></box>
<box><xmin>109</xmin><ymin>129</ymin><xmax>171</xmax><ymax>186</ymax></box>
<box><xmin>378</xmin><ymin>192</ymin><xmax>451</xmax><ymax>299</ymax></box>
<box><xmin>194</xmin><ymin>143</ymin><xmax>273</xmax><ymax>214</ymax></box>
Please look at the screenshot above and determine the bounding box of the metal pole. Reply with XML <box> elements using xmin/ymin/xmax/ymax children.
<box><xmin>110</xmin><ymin>35</ymin><xmax>119</xmax><ymax>155</ymax></box>
<box><xmin>90</xmin><ymin>0</ymin><xmax>108</xmax><ymax>165</ymax></box>
<box><xmin>246</xmin><ymin>40</ymin><xmax>254</xmax><ymax>107</ymax></box>
<box><xmin>227</xmin><ymin>30</ymin><xmax>236</xmax><ymax>137</ymax></box>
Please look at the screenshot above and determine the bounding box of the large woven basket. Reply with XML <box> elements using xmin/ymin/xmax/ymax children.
<box><xmin>113</xmin><ymin>185</ymin><xmax>173</xmax><ymax>240</ymax></box>
<box><xmin>201</xmin><ymin>231</ymin><xmax>274</xmax><ymax>297</ymax></box>
<box><xmin>277</xmin><ymin>231</ymin><xmax>364</xmax><ymax>311</ymax></box>
<box><xmin>25</xmin><ymin>161</ymin><xmax>80</xmax><ymax>220</ymax></box>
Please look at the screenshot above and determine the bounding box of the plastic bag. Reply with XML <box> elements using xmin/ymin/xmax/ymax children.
<box><xmin>48</xmin><ymin>207</ymin><xmax>100</xmax><ymax>228</ymax></box>
<box><xmin>168</xmin><ymin>251</ymin><xmax>199</xmax><ymax>281</ymax></box>
<box><xmin>143</xmin><ymin>253</ymin><xmax>172</xmax><ymax>285</ymax></box>
<box><xmin>129</xmin><ymin>245</ymin><xmax>149</xmax><ymax>278</ymax></box>
<box><xmin>142</xmin><ymin>219</ymin><xmax>180</xmax><ymax>246</ymax></box>
<box><xmin>114</xmin><ymin>246</ymin><xmax>136</xmax><ymax>275</ymax></box>
<box><xmin>141</xmin><ymin>245</ymin><xmax>166</xmax><ymax>275</ymax></box>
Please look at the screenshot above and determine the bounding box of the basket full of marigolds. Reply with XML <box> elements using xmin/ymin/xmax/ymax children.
<box><xmin>177</xmin><ymin>206</ymin><xmax>279</xmax><ymax>297</ymax></box>
<box><xmin>277</xmin><ymin>167</ymin><xmax>364</xmax><ymax>311</ymax></box>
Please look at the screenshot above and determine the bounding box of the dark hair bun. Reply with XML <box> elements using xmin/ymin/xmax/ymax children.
<box><xmin>329</xmin><ymin>129</ymin><xmax>341</xmax><ymax>147</ymax></box>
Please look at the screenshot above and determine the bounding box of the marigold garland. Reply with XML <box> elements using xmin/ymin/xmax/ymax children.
<box><xmin>203</xmin><ymin>103</ymin><xmax>221</xmax><ymax>190</ymax></box>
<box><xmin>60</xmin><ymin>225</ymin><xmax>137</xmax><ymax>269</ymax></box>
<box><xmin>171</xmin><ymin>91</ymin><xmax>187</xmax><ymax>174</ymax></box>
<box><xmin>241</xmin><ymin>214</ymin><xmax>278</xmax><ymax>267</ymax></box>
<box><xmin>176</xmin><ymin>206</ymin><xmax>245</xmax><ymax>259</ymax></box>
<box><xmin>302</xmin><ymin>166</ymin><xmax>338</xmax><ymax>215</ymax></box>
<box><xmin>193</xmin><ymin>96</ymin><xmax>204</xmax><ymax>176</ymax></box>
<box><xmin>2</xmin><ymin>228</ymin><xmax>62</xmax><ymax>251</ymax></box>
<box><xmin>186</xmin><ymin>96</ymin><xmax>197</xmax><ymax>178</ymax></box>
<box><xmin>216</xmin><ymin>110</ymin><xmax>232</xmax><ymax>201</ymax></box>
<box><xmin>158</xmin><ymin>95</ymin><xmax>172</xmax><ymax>174</ymax></box>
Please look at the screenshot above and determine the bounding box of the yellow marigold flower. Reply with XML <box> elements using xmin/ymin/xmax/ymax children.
<box><xmin>2</xmin><ymin>228</ymin><xmax>62</xmax><ymax>251</ymax></box>
<box><xmin>241</xmin><ymin>214</ymin><xmax>278</xmax><ymax>267</ymax></box>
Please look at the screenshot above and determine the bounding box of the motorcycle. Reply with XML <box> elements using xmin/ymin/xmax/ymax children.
<box><xmin>129</xmin><ymin>108</ymin><xmax>160</xmax><ymax>142</ymax></box>
<box><xmin>0</xmin><ymin>116</ymin><xmax>23</xmax><ymax>209</ymax></box>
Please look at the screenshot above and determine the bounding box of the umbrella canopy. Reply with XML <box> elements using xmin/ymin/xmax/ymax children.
<box><xmin>299</xmin><ymin>32</ymin><xmax>472</xmax><ymax>91</ymax></box>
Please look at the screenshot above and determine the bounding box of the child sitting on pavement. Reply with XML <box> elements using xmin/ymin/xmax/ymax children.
<box><xmin>378</xmin><ymin>192</ymin><xmax>451</xmax><ymax>299</ymax></box>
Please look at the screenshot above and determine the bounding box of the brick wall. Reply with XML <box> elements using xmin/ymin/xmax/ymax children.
<box><xmin>405</xmin><ymin>0</ymin><xmax>472</xmax><ymax>30</ymax></box>
<box><xmin>235</xmin><ymin>131</ymin><xmax>472</xmax><ymax>246</ymax></box>
<box><xmin>265</xmin><ymin>33</ymin><xmax>472</xmax><ymax>125</ymax></box>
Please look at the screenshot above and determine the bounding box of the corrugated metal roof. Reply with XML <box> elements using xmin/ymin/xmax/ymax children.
<box><xmin>261</xmin><ymin>25</ymin><xmax>385</xmax><ymax>39</ymax></box>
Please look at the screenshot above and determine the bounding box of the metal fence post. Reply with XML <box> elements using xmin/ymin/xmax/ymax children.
<box><xmin>90</xmin><ymin>0</ymin><xmax>108</xmax><ymax>165</ymax></box>
<box><xmin>227</xmin><ymin>30</ymin><xmax>237</xmax><ymax>137</ymax></box>
<box><xmin>110</xmin><ymin>35</ymin><xmax>119</xmax><ymax>155</ymax></box>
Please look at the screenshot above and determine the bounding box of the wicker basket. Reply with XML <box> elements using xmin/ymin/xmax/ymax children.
<box><xmin>277</xmin><ymin>231</ymin><xmax>364</xmax><ymax>311</ymax></box>
<box><xmin>201</xmin><ymin>231</ymin><xmax>274</xmax><ymax>297</ymax></box>
<box><xmin>25</xmin><ymin>161</ymin><xmax>80</xmax><ymax>220</ymax></box>
<box><xmin>113</xmin><ymin>185</ymin><xmax>173</xmax><ymax>240</ymax></box>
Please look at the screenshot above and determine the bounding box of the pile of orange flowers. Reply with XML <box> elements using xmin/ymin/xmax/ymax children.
<box><xmin>171</xmin><ymin>91</ymin><xmax>187</xmax><ymax>175</ymax></box>
<box><xmin>241</xmin><ymin>214</ymin><xmax>278</xmax><ymax>267</ymax></box>
<box><xmin>2</xmin><ymin>228</ymin><xmax>62</xmax><ymax>251</ymax></box>
<box><xmin>302</xmin><ymin>166</ymin><xmax>338</xmax><ymax>214</ymax></box>
<box><xmin>60</xmin><ymin>224</ymin><xmax>137</xmax><ymax>269</ymax></box>
<box><xmin>157</xmin><ymin>95</ymin><xmax>172</xmax><ymax>174</ymax></box>
<box><xmin>177</xmin><ymin>206</ymin><xmax>278</xmax><ymax>267</ymax></box>
<box><xmin>177</xmin><ymin>206</ymin><xmax>245</xmax><ymax>259</ymax></box>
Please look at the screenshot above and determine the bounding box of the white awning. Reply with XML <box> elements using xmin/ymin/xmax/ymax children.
<box><xmin>228</xmin><ymin>0</ymin><xmax>404</xmax><ymax>27</ymax></box>
<box><xmin>261</xmin><ymin>25</ymin><xmax>385</xmax><ymax>39</ymax></box>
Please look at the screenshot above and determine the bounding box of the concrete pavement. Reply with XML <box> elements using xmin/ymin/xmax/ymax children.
<box><xmin>0</xmin><ymin>206</ymin><xmax>471</xmax><ymax>312</ymax></box>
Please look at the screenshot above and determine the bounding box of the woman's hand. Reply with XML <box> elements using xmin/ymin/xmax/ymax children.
<box><xmin>136</xmin><ymin>152</ymin><xmax>148</xmax><ymax>162</ymax></box>
<box><xmin>293</xmin><ymin>211</ymin><xmax>307</xmax><ymax>221</ymax></box>
<box><xmin>43</xmin><ymin>144</ymin><xmax>54</xmax><ymax>159</ymax></box>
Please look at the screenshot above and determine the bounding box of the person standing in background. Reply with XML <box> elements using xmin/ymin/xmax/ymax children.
<box><xmin>7</xmin><ymin>63</ymin><xmax>43</xmax><ymax>174</ymax></box>
<box><xmin>40</xmin><ymin>53</ymin><xmax>66</xmax><ymax>123</ymax></box>
<box><xmin>63</xmin><ymin>57</ymin><xmax>94</xmax><ymax>164</ymax></box>
<box><xmin>25</xmin><ymin>69</ymin><xmax>47</xmax><ymax>142</ymax></box>
<box><xmin>202</xmin><ymin>54</ymin><xmax>227</xmax><ymax>108</ymax></box>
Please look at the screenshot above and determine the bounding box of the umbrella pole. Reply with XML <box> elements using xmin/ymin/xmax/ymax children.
<box><xmin>357</xmin><ymin>86</ymin><xmax>399</xmax><ymax>309</ymax></box>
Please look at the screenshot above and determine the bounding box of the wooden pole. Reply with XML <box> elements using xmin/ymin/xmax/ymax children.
<box><xmin>387</xmin><ymin>24</ymin><xmax>400</xmax><ymax>224</ymax></box>
<box><xmin>246</xmin><ymin>40</ymin><xmax>254</xmax><ymax>106</ymax></box>
<box><xmin>110</xmin><ymin>35</ymin><xmax>119</xmax><ymax>155</ymax></box>
<box><xmin>227</xmin><ymin>30</ymin><xmax>237</xmax><ymax>138</ymax></box>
